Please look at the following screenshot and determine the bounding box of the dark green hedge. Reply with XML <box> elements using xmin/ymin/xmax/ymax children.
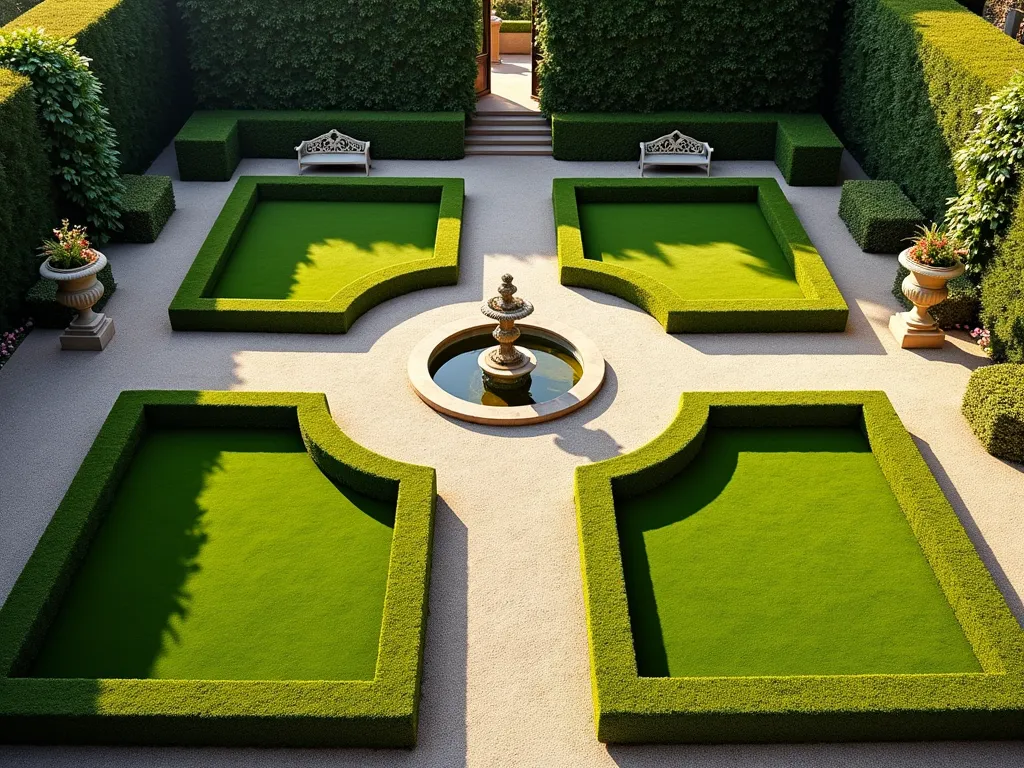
<box><xmin>175</xmin><ymin>111</ymin><xmax>466</xmax><ymax>181</ymax></box>
<box><xmin>551</xmin><ymin>113</ymin><xmax>843</xmax><ymax>186</ymax></box>
<box><xmin>981</xmin><ymin>200</ymin><xmax>1024</xmax><ymax>363</ymax></box>
<box><xmin>538</xmin><ymin>0</ymin><xmax>838</xmax><ymax>114</ymax></box>
<box><xmin>963</xmin><ymin>365</ymin><xmax>1024</xmax><ymax>464</ymax></box>
<box><xmin>114</xmin><ymin>174</ymin><xmax>174</xmax><ymax>243</ymax></box>
<box><xmin>0</xmin><ymin>390</ymin><xmax>437</xmax><ymax>746</ymax></box>
<box><xmin>892</xmin><ymin>265</ymin><xmax>979</xmax><ymax>329</ymax></box>
<box><xmin>839</xmin><ymin>180</ymin><xmax>926</xmax><ymax>253</ymax></box>
<box><xmin>554</xmin><ymin>178</ymin><xmax>849</xmax><ymax>333</ymax></box>
<box><xmin>500</xmin><ymin>20</ymin><xmax>530</xmax><ymax>33</ymax></box>
<box><xmin>177</xmin><ymin>0</ymin><xmax>476</xmax><ymax>114</ymax></box>
<box><xmin>25</xmin><ymin>263</ymin><xmax>115</xmax><ymax>328</ymax></box>
<box><xmin>835</xmin><ymin>0</ymin><xmax>1024</xmax><ymax>219</ymax></box>
<box><xmin>5</xmin><ymin>0</ymin><xmax>193</xmax><ymax>175</ymax></box>
<box><xmin>169</xmin><ymin>177</ymin><xmax>463</xmax><ymax>333</ymax></box>
<box><xmin>0</xmin><ymin>71</ymin><xmax>53</xmax><ymax>329</ymax></box>
<box><xmin>576</xmin><ymin>390</ymin><xmax>1024</xmax><ymax>743</ymax></box>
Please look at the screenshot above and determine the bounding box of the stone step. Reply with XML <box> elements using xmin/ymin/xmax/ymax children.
<box><xmin>472</xmin><ymin>113</ymin><xmax>549</xmax><ymax>126</ymax></box>
<box><xmin>466</xmin><ymin>134</ymin><xmax>552</xmax><ymax>146</ymax></box>
<box><xmin>467</xmin><ymin>124</ymin><xmax>551</xmax><ymax>136</ymax></box>
<box><xmin>465</xmin><ymin>144</ymin><xmax>553</xmax><ymax>156</ymax></box>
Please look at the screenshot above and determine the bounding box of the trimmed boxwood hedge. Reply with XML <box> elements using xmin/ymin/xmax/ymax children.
<box><xmin>553</xmin><ymin>178</ymin><xmax>849</xmax><ymax>333</ymax></box>
<box><xmin>500</xmin><ymin>20</ymin><xmax>530</xmax><ymax>33</ymax></box>
<box><xmin>551</xmin><ymin>113</ymin><xmax>844</xmax><ymax>187</ymax></box>
<box><xmin>25</xmin><ymin>263</ymin><xmax>115</xmax><ymax>328</ymax></box>
<box><xmin>114</xmin><ymin>174</ymin><xmax>174</xmax><ymax>243</ymax></box>
<box><xmin>175</xmin><ymin>111</ymin><xmax>466</xmax><ymax>181</ymax></box>
<box><xmin>0</xmin><ymin>1</ymin><xmax>41</xmax><ymax>26</ymax></box>
<box><xmin>839</xmin><ymin>180</ymin><xmax>926</xmax><ymax>253</ymax></box>
<box><xmin>0</xmin><ymin>390</ymin><xmax>436</xmax><ymax>746</ymax></box>
<box><xmin>963</xmin><ymin>365</ymin><xmax>1024</xmax><ymax>464</ymax></box>
<box><xmin>892</xmin><ymin>265</ymin><xmax>979</xmax><ymax>329</ymax></box>
<box><xmin>169</xmin><ymin>177</ymin><xmax>463</xmax><ymax>333</ymax></box>
<box><xmin>981</xmin><ymin>196</ymin><xmax>1024</xmax><ymax>363</ymax></box>
<box><xmin>575</xmin><ymin>390</ymin><xmax>1024</xmax><ymax>743</ymax></box>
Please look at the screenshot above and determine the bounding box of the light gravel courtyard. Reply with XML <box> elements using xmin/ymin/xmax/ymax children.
<box><xmin>1</xmin><ymin>148</ymin><xmax>1022</xmax><ymax>767</ymax></box>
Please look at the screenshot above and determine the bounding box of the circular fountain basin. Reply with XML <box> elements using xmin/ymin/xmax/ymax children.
<box><xmin>408</xmin><ymin>318</ymin><xmax>605</xmax><ymax>425</ymax></box>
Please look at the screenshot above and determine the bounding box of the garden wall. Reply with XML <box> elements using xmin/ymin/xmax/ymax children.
<box><xmin>538</xmin><ymin>0</ymin><xmax>840</xmax><ymax>114</ymax></box>
<box><xmin>177</xmin><ymin>0</ymin><xmax>478</xmax><ymax>113</ymax></box>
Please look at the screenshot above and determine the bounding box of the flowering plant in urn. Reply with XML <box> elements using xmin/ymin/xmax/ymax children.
<box><xmin>890</xmin><ymin>224</ymin><xmax>966</xmax><ymax>349</ymax></box>
<box><xmin>39</xmin><ymin>220</ymin><xmax>100</xmax><ymax>269</ymax></box>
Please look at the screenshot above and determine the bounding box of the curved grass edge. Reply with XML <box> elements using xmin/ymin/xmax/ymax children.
<box><xmin>553</xmin><ymin>178</ymin><xmax>849</xmax><ymax>333</ymax></box>
<box><xmin>168</xmin><ymin>177</ymin><xmax>464</xmax><ymax>334</ymax></box>
<box><xmin>0</xmin><ymin>390</ymin><xmax>436</xmax><ymax>747</ymax></box>
<box><xmin>575</xmin><ymin>391</ymin><xmax>1024</xmax><ymax>743</ymax></box>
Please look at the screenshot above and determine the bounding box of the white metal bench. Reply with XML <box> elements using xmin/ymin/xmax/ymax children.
<box><xmin>295</xmin><ymin>129</ymin><xmax>371</xmax><ymax>175</ymax></box>
<box><xmin>639</xmin><ymin>131</ymin><xmax>713</xmax><ymax>177</ymax></box>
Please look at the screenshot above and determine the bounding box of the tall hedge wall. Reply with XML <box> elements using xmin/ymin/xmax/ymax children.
<box><xmin>3</xmin><ymin>0</ymin><xmax>193</xmax><ymax>174</ymax></box>
<box><xmin>0</xmin><ymin>71</ymin><xmax>52</xmax><ymax>327</ymax></box>
<box><xmin>0</xmin><ymin>1</ymin><xmax>42</xmax><ymax>25</ymax></box>
<box><xmin>538</xmin><ymin>0</ymin><xmax>840</xmax><ymax>114</ymax></box>
<box><xmin>835</xmin><ymin>0</ymin><xmax>1024</xmax><ymax>219</ymax></box>
<box><xmin>177</xmin><ymin>0</ymin><xmax>477</xmax><ymax>113</ymax></box>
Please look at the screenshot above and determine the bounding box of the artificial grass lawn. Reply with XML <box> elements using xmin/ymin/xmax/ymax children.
<box><xmin>617</xmin><ymin>425</ymin><xmax>981</xmax><ymax>679</ymax></box>
<box><xmin>210</xmin><ymin>200</ymin><xmax>440</xmax><ymax>301</ymax></box>
<box><xmin>29</xmin><ymin>427</ymin><xmax>394</xmax><ymax>682</ymax></box>
<box><xmin>579</xmin><ymin>202</ymin><xmax>805</xmax><ymax>300</ymax></box>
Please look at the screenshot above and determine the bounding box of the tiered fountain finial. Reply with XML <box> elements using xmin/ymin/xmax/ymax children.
<box><xmin>478</xmin><ymin>274</ymin><xmax>537</xmax><ymax>389</ymax></box>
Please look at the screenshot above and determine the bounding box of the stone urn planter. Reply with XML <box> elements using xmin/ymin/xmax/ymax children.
<box><xmin>888</xmin><ymin>247</ymin><xmax>965</xmax><ymax>349</ymax></box>
<box><xmin>39</xmin><ymin>251</ymin><xmax>115</xmax><ymax>350</ymax></box>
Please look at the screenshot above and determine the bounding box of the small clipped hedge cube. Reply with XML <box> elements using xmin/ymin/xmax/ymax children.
<box><xmin>963</xmin><ymin>364</ymin><xmax>1024</xmax><ymax>463</ymax></box>
<box><xmin>116</xmin><ymin>175</ymin><xmax>175</xmax><ymax>243</ymax></box>
<box><xmin>839</xmin><ymin>180</ymin><xmax>925</xmax><ymax>254</ymax></box>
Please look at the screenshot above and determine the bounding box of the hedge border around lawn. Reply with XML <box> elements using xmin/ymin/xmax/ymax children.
<box><xmin>0</xmin><ymin>390</ymin><xmax>437</xmax><ymax>747</ymax></box>
<box><xmin>169</xmin><ymin>177</ymin><xmax>463</xmax><ymax>334</ymax></box>
<box><xmin>839</xmin><ymin>180</ymin><xmax>927</xmax><ymax>254</ymax></box>
<box><xmin>575</xmin><ymin>390</ymin><xmax>1024</xmax><ymax>744</ymax></box>
<box><xmin>553</xmin><ymin>178</ymin><xmax>849</xmax><ymax>333</ymax></box>
<box><xmin>175</xmin><ymin>111</ymin><xmax>466</xmax><ymax>181</ymax></box>
<box><xmin>550</xmin><ymin>113</ymin><xmax>844</xmax><ymax>187</ymax></box>
<box><xmin>114</xmin><ymin>174</ymin><xmax>174</xmax><ymax>243</ymax></box>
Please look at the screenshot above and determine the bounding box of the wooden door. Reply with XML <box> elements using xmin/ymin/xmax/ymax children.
<box><xmin>475</xmin><ymin>0</ymin><xmax>491</xmax><ymax>96</ymax></box>
<box><xmin>531</xmin><ymin>0</ymin><xmax>542</xmax><ymax>99</ymax></box>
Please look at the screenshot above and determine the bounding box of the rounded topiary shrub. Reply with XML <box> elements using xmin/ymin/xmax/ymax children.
<box><xmin>962</xmin><ymin>364</ymin><xmax>1024</xmax><ymax>463</ymax></box>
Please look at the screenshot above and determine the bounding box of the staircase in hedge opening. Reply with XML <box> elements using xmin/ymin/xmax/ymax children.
<box><xmin>466</xmin><ymin>110</ymin><xmax>552</xmax><ymax>156</ymax></box>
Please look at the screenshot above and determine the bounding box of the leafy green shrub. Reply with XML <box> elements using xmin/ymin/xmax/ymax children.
<box><xmin>0</xmin><ymin>1</ymin><xmax>40</xmax><ymax>26</ymax></box>
<box><xmin>0</xmin><ymin>28</ymin><xmax>123</xmax><ymax>239</ymax></box>
<box><xmin>980</xmin><ymin>203</ymin><xmax>1024</xmax><ymax>362</ymax></box>
<box><xmin>962</xmin><ymin>364</ymin><xmax>1024</xmax><ymax>463</ymax></box>
<box><xmin>839</xmin><ymin>180</ymin><xmax>926</xmax><ymax>253</ymax></box>
<box><xmin>116</xmin><ymin>174</ymin><xmax>174</xmax><ymax>243</ymax></box>
<box><xmin>500</xmin><ymin>20</ymin><xmax>531</xmax><ymax>33</ymax></box>
<box><xmin>539</xmin><ymin>0</ymin><xmax>837</xmax><ymax>114</ymax></box>
<box><xmin>493</xmin><ymin>0</ymin><xmax>529</xmax><ymax>21</ymax></box>
<box><xmin>836</xmin><ymin>0</ymin><xmax>1024</xmax><ymax>220</ymax></box>
<box><xmin>0</xmin><ymin>69</ymin><xmax>52</xmax><ymax>329</ymax></box>
<box><xmin>177</xmin><ymin>0</ymin><xmax>476</xmax><ymax>113</ymax></box>
<box><xmin>5</xmin><ymin>0</ymin><xmax>193</xmax><ymax>176</ymax></box>
<box><xmin>892</xmin><ymin>264</ymin><xmax>979</xmax><ymax>329</ymax></box>
<box><xmin>25</xmin><ymin>262</ymin><xmax>114</xmax><ymax>327</ymax></box>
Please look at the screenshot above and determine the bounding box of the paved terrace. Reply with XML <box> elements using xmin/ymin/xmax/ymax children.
<box><xmin>1</xmin><ymin>149</ymin><xmax>1022</xmax><ymax>767</ymax></box>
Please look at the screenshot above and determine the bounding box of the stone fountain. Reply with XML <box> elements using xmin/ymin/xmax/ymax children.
<box><xmin>478</xmin><ymin>274</ymin><xmax>537</xmax><ymax>390</ymax></box>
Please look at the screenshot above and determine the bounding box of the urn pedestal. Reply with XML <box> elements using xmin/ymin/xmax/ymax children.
<box><xmin>889</xmin><ymin>250</ymin><xmax>964</xmax><ymax>350</ymax></box>
<box><xmin>39</xmin><ymin>252</ymin><xmax>115</xmax><ymax>351</ymax></box>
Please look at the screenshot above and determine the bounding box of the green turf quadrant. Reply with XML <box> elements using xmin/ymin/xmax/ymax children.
<box><xmin>0</xmin><ymin>391</ymin><xmax>436</xmax><ymax>747</ymax></box>
<box><xmin>29</xmin><ymin>427</ymin><xmax>394</xmax><ymax>682</ymax></box>
<box><xmin>211</xmin><ymin>200</ymin><xmax>439</xmax><ymax>301</ymax></box>
<box><xmin>575</xmin><ymin>391</ymin><xmax>1024</xmax><ymax>744</ymax></box>
<box><xmin>580</xmin><ymin>202</ymin><xmax>804</xmax><ymax>301</ymax></box>
<box><xmin>618</xmin><ymin>425</ymin><xmax>979</xmax><ymax>679</ymax></box>
<box><xmin>169</xmin><ymin>177</ymin><xmax>463</xmax><ymax>333</ymax></box>
<box><xmin>554</xmin><ymin>178</ymin><xmax>848</xmax><ymax>332</ymax></box>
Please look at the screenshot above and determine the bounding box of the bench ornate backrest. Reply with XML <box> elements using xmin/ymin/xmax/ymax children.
<box><xmin>296</xmin><ymin>129</ymin><xmax>367</xmax><ymax>156</ymax></box>
<box><xmin>643</xmin><ymin>131</ymin><xmax>707</xmax><ymax>155</ymax></box>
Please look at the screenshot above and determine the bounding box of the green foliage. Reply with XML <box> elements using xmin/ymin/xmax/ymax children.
<box><xmin>25</xmin><ymin>262</ymin><xmax>114</xmax><ymax>327</ymax></box>
<box><xmin>0</xmin><ymin>390</ymin><xmax>436</xmax><ymax>746</ymax></box>
<box><xmin>892</xmin><ymin>264</ymin><xmax>979</xmax><ymax>328</ymax></box>
<box><xmin>981</xmin><ymin>202</ymin><xmax>1024</xmax><ymax>362</ymax></box>
<box><xmin>576</xmin><ymin>390</ymin><xmax>1024</xmax><ymax>743</ymax></box>
<box><xmin>493</xmin><ymin>0</ymin><xmax>529</xmax><ymax>21</ymax></box>
<box><xmin>963</xmin><ymin>364</ymin><xmax>1024</xmax><ymax>463</ymax></box>
<box><xmin>839</xmin><ymin>180</ymin><xmax>927</xmax><ymax>253</ymax></box>
<box><xmin>551</xmin><ymin>113</ymin><xmax>843</xmax><ymax>186</ymax></box>
<box><xmin>0</xmin><ymin>0</ymin><xmax>40</xmax><ymax>26</ymax></box>
<box><xmin>0</xmin><ymin>28</ymin><xmax>123</xmax><ymax>239</ymax></box>
<box><xmin>0</xmin><ymin>70</ymin><xmax>52</xmax><ymax>328</ymax></box>
<box><xmin>177</xmin><ymin>0</ymin><xmax>476</xmax><ymax>113</ymax></box>
<box><xmin>553</xmin><ymin>178</ymin><xmax>849</xmax><ymax>333</ymax></box>
<box><xmin>169</xmin><ymin>177</ymin><xmax>463</xmax><ymax>333</ymax></box>
<box><xmin>500</xmin><ymin>20</ymin><xmax>531</xmax><ymax>33</ymax></box>
<box><xmin>115</xmin><ymin>174</ymin><xmax>174</xmax><ymax>243</ymax></box>
<box><xmin>5</xmin><ymin>0</ymin><xmax>194</xmax><ymax>175</ymax></box>
<box><xmin>836</xmin><ymin>0</ymin><xmax>1024</xmax><ymax>220</ymax></box>
<box><xmin>175</xmin><ymin>111</ymin><xmax>466</xmax><ymax>181</ymax></box>
<box><xmin>538</xmin><ymin>0</ymin><xmax>838</xmax><ymax>114</ymax></box>
<box><xmin>945</xmin><ymin>73</ymin><xmax>1024</xmax><ymax>277</ymax></box>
